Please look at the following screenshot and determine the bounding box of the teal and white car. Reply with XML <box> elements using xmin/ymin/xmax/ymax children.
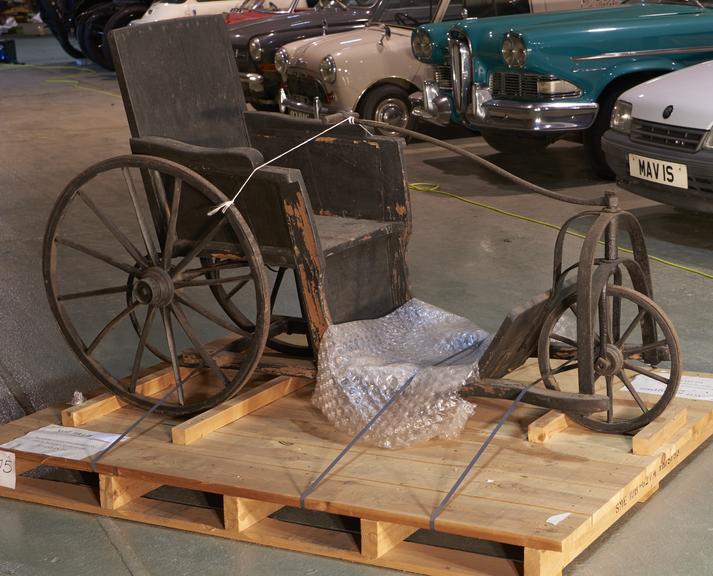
<box><xmin>412</xmin><ymin>0</ymin><xmax>713</xmax><ymax>175</ymax></box>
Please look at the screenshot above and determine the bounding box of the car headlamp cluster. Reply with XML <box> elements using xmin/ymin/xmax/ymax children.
<box><xmin>702</xmin><ymin>130</ymin><xmax>713</xmax><ymax>149</ymax></box>
<box><xmin>412</xmin><ymin>28</ymin><xmax>432</xmax><ymax>62</ymax></box>
<box><xmin>501</xmin><ymin>32</ymin><xmax>526</xmax><ymax>68</ymax></box>
<box><xmin>536</xmin><ymin>78</ymin><xmax>580</xmax><ymax>97</ymax></box>
<box><xmin>320</xmin><ymin>55</ymin><xmax>337</xmax><ymax>84</ymax></box>
<box><xmin>275</xmin><ymin>47</ymin><xmax>289</xmax><ymax>78</ymax></box>
<box><xmin>249</xmin><ymin>37</ymin><xmax>263</xmax><ymax>62</ymax></box>
<box><xmin>610</xmin><ymin>100</ymin><xmax>633</xmax><ymax>134</ymax></box>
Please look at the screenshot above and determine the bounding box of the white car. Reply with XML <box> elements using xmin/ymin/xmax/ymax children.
<box><xmin>279</xmin><ymin>0</ymin><xmax>465</xmax><ymax>132</ymax></box>
<box><xmin>602</xmin><ymin>61</ymin><xmax>713</xmax><ymax>213</ymax></box>
<box><xmin>132</xmin><ymin>0</ymin><xmax>295</xmax><ymax>25</ymax></box>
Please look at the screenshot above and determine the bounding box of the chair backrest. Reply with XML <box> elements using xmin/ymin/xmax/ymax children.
<box><xmin>109</xmin><ymin>15</ymin><xmax>251</xmax><ymax>148</ymax></box>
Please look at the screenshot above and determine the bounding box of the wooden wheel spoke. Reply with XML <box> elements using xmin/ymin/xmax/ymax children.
<box><xmin>175</xmin><ymin>273</ymin><xmax>253</xmax><ymax>289</ymax></box>
<box><xmin>78</xmin><ymin>190</ymin><xmax>149</xmax><ymax>268</ymax></box>
<box><xmin>129</xmin><ymin>305</ymin><xmax>156</xmax><ymax>393</ymax></box>
<box><xmin>148</xmin><ymin>169</ymin><xmax>171</xmax><ymax>222</ymax></box>
<box><xmin>163</xmin><ymin>178</ymin><xmax>181</xmax><ymax>270</ymax></box>
<box><xmin>58</xmin><ymin>284</ymin><xmax>127</xmax><ymax>301</ymax></box>
<box><xmin>615</xmin><ymin>309</ymin><xmax>646</xmax><ymax>348</ymax></box>
<box><xmin>170</xmin><ymin>302</ymin><xmax>230</xmax><ymax>388</ymax></box>
<box><xmin>605</xmin><ymin>375</ymin><xmax>614</xmax><ymax>423</ymax></box>
<box><xmin>86</xmin><ymin>302</ymin><xmax>140</xmax><ymax>355</ymax></box>
<box><xmin>123</xmin><ymin>167</ymin><xmax>160</xmax><ymax>265</ymax></box>
<box><xmin>550</xmin><ymin>333</ymin><xmax>577</xmax><ymax>347</ymax></box>
<box><xmin>623</xmin><ymin>362</ymin><xmax>670</xmax><ymax>385</ymax></box>
<box><xmin>55</xmin><ymin>237</ymin><xmax>138</xmax><ymax>276</ymax></box>
<box><xmin>174</xmin><ymin>294</ymin><xmax>248</xmax><ymax>336</ymax></box>
<box><xmin>619</xmin><ymin>370</ymin><xmax>648</xmax><ymax>415</ymax></box>
<box><xmin>545</xmin><ymin>361</ymin><xmax>578</xmax><ymax>377</ymax></box>
<box><xmin>182</xmin><ymin>261</ymin><xmax>248</xmax><ymax>280</ymax></box>
<box><xmin>171</xmin><ymin>218</ymin><xmax>227</xmax><ymax>278</ymax></box>
<box><xmin>161</xmin><ymin>307</ymin><xmax>186</xmax><ymax>405</ymax></box>
<box><xmin>226</xmin><ymin>279</ymin><xmax>251</xmax><ymax>300</ymax></box>
<box><xmin>623</xmin><ymin>339</ymin><xmax>668</xmax><ymax>359</ymax></box>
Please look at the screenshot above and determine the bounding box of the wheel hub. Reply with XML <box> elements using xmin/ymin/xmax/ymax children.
<box><xmin>133</xmin><ymin>267</ymin><xmax>174</xmax><ymax>307</ymax></box>
<box><xmin>594</xmin><ymin>344</ymin><xmax>624</xmax><ymax>377</ymax></box>
<box><xmin>375</xmin><ymin>98</ymin><xmax>408</xmax><ymax>127</ymax></box>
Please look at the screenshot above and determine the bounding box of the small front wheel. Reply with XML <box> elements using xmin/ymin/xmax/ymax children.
<box><xmin>538</xmin><ymin>284</ymin><xmax>681</xmax><ymax>434</ymax></box>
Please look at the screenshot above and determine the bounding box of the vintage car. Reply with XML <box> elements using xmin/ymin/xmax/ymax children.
<box><xmin>602</xmin><ymin>60</ymin><xmax>713</xmax><ymax>213</ymax></box>
<box><xmin>412</xmin><ymin>0</ymin><xmax>713</xmax><ymax>176</ymax></box>
<box><xmin>229</xmin><ymin>0</ymin><xmax>378</xmax><ymax>110</ymax></box>
<box><xmin>223</xmin><ymin>0</ymin><xmax>312</xmax><ymax>25</ymax></box>
<box><xmin>279</xmin><ymin>0</ymin><xmax>471</xmax><ymax>131</ymax></box>
<box><xmin>132</xmin><ymin>0</ymin><xmax>244</xmax><ymax>24</ymax></box>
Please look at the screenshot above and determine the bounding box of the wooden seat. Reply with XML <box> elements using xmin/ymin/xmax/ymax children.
<box><xmin>312</xmin><ymin>216</ymin><xmax>403</xmax><ymax>258</ymax></box>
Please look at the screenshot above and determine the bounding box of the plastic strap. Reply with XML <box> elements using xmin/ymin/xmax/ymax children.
<box><xmin>299</xmin><ymin>343</ymin><xmax>480</xmax><ymax>509</ymax></box>
<box><xmin>428</xmin><ymin>358</ymin><xmax>576</xmax><ymax>530</ymax></box>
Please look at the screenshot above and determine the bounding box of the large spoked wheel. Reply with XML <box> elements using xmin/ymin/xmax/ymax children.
<box><xmin>538</xmin><ymin>285</ymin><xmax>681</xmax><ymax>434</ymax></box>
<box><xmin>43</xmin><ymin>155</ymin><xmax>270</xmax><ymax>415</ymax></box>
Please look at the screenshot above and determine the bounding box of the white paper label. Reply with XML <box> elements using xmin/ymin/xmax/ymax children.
<box><xmin>0</xmin><ymin>425</ymin><xmax>123</xmax><ymax>460</ymax></box>
<box><xmin>0</xmin><ymin>450</ymin><xmax>16</xmax><ymax>490</ymax></box>
<box><xmin>628</xmin><ymin>373</ymin><xmax>713</xmax><ymax>402</ymax></box>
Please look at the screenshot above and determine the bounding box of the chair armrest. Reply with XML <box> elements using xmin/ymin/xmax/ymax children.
<box><xmin>130</xmin><ymin>136</ymin><xmax>264</xmax><ymax>174</ymax></box>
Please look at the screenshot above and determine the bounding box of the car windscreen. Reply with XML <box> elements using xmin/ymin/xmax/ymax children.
<box><xmin>371</xmin><ymin>0</ymin><xmax>441</xmax><ymax>26</ymax></box>
<box><xmin>461</xmin><ymin>0</ymin><xmax>529</xmax><ymax>18</ymax></box>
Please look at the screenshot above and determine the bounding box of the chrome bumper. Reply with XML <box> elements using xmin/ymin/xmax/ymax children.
<box><xmin>239</xmin><ymin>72</ymin><xmax>264</xmax><ymax>94</ymax></box>
<box><xmin>466</xmin><ymin>86</ymin><xmax>598</xmax><ymax>132</ymax></box>
<box><xmin>281</xmin><ymin>93</ymin><xmax>339</xmax><ymax>120</ymax></box>
<box><xmin>410</xmin><ymin>80</ymin><xmax>452</xmax><ymax>126</ymax></box>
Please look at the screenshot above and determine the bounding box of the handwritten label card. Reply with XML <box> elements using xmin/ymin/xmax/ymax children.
<box><xmin>0</xmin><ymin>450</ymin><xmax>15</xmax><ymax>490</ymax></box>
<box><xmin>629</xmin><ymin>373</ymin><xmax>713</xmax><ymax>402</ymax></box>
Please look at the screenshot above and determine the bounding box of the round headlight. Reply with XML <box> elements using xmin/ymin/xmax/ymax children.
<box><xmin>412</xmin><ymin>28</ymin><xmax>432</xmax><ymax>62</ymax></box>
<box><xmin>319</xmin><ymin>55</ymin><xmax>337</xmax><ymax>84</ymax></box>
<box><xmin>501</xmin><ymin>32</ymin><xmax>526</xmax><ymax>68</ymax></box>
<box><xmin>249</xmin><ymin>37</ymin><xmax>263</xmax><ymax>62</ymax></box>
<box><xmin>275</xmin><ymin>47</ymin><xmax>289</xmax><ymax>77</ymax></box>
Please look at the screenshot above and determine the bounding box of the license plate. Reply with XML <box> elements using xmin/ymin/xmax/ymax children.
<box><xmin>288</xmin><ymin>110</ymin><xmax>312</xmax><ymax>119</ymax></box>
<box><xmin>628</xmin><ymin>153</ymin><xmax>688</xmax><ymax>189</ymax></box>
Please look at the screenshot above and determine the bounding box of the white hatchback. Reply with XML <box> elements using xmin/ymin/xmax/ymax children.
<box><xmin>602</xmin><ymin>60</ymin><xmax>713</xmax><ymax>213</ymax></box>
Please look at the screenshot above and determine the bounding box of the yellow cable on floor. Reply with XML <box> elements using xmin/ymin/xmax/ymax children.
<box><xmin>409</xmin><ymin>182</ymin><xmax>713</xmax><ymax>281</ymax></box>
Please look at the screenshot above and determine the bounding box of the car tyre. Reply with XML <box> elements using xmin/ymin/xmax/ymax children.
<box><xmin>79</xmin><ymin>3</ymin><xmax>116</xmax><ymax>70</ymax></box>
<box><xmin>100</xmin><ymin>4</ymin><xmax>148</xmax><ymax>69</ymax></box>
<box><xmin>359</xmin><ymin>84</ymin><xmax>414</xmax><ymax>137</ymax></box>
<box><xmin>481</xmin><ymin>129</ymin><xmax>550</xmax><ymax>154</ymax></box>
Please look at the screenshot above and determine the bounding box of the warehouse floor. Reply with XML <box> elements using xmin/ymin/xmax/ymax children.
<box><xmin>1</xmin><ymin>36</ymin><xmax>713</xmax><ymax>576</ymax></box>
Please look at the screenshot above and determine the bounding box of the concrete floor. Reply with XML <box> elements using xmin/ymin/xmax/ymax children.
<box><xmin>1</xmin><ymin>36</ymin><xmax>713</xmax><ymax>576</ymax></box>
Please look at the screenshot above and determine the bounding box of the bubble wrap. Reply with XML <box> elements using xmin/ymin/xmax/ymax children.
<box><xmin>313</xmin><ymin>299</ymin><xmax>492</xmax><ymax>449</ymax></box>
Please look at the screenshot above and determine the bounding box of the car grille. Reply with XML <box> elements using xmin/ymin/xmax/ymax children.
<box><xmin>688</xmin><ymin>175</ymin><xmax>713</xmax><ymax>195</ymax></box>
<box><xmin>491</xmin><ymin>72</ymin><xmax>540</xmax><ymax>99</ymax></box>
<box><xmin>285</xmin><ymin>73</ymin><xmax>328</xmax><ymax>103</ymax></box>
<box><xmin>433</xmin><ymin>65</ymin><xmax>452</xmax><ymax>91</ymax></box>
<box><xmin>630</xmin><ymin>119</ymin><xmax>706</xmax><ymax>152</ymax></box>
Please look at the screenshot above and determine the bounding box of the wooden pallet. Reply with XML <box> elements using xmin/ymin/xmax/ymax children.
<box><xmin>1</xmin><ymin>361</ymin><xmax>712</xmax><ymax>576</ymax></box>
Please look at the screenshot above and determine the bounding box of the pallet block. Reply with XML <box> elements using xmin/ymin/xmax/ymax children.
<box><xmin>1</xmin><ymin>361</ymin><xmax>713</xmax><ymax>576</ymax></box>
